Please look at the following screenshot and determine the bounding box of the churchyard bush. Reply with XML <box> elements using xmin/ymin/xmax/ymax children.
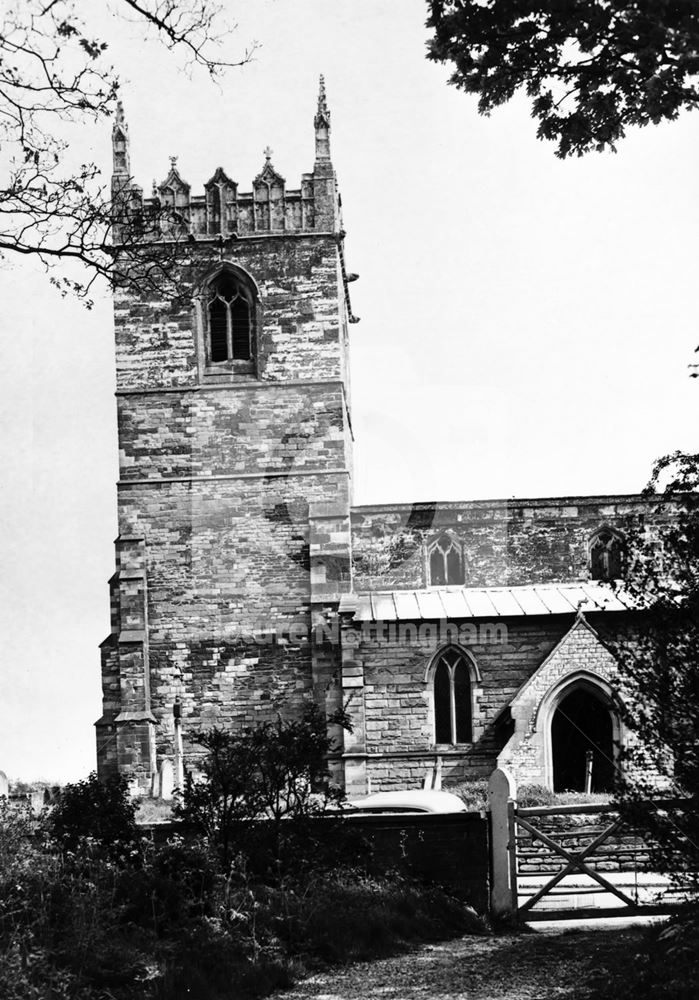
<box><xmin>516</xmin><ymin>784</ymin><xmax>557</xmax><ymax>808</ymax></box>
<box><xmin>175</xmin><ymin>704</ymin><xmax>356</xmax><ymax>875</ymax></box>
<box><xmin>450</xmin><ymin>779</ymin><xmax>489</xmax><ymax>811</ymax></box>
<box><xmin>47</xmin><ymin>771</ymin><xmax>138</xmax><ymax>858</ymax></box>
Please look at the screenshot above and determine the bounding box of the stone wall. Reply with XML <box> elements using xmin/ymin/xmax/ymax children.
<box><xmin>350</xmin><ymin>497</ymin><xmax>667</xmax><ymax>591</ymax></box>
<box><xmin>515</xmin><ymin>811</ymin><xmax>653</xmax><ymax>876</ymax></box>
<box><xmin>347</xmin><ymin>812</ymin><xmax>490</xmax><ymax>912</ymax></box>
<box><xmin>113</xmin><ymin>238</ymin><xmax>350</xmax><ymax>391</ymax></box>
<box><xmin>145</xmin><ymin>813</ymin><xmax>491</xmax><ymax>914</ymax></box>
<box><xmin>340</xmin><ymin>616</ymin><xmax>587</xmax><ymax>794</ymax></box>
<box><xmin>117</xmin><ymin>384</ymin><xmax>347</xmax><ymax>481</ymax></box>
<box><xmin>126</xmin><ymin>474</ymin><xmax>348</xmax><ymax>769</ymax></box>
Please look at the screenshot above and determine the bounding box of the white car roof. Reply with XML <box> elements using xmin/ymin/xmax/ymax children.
<box><xmin>346</xmin><ymin>790</ymin><xmax>467</xmax><ymax>814</ymax></box>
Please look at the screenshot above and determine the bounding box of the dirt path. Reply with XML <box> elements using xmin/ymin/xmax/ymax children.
<box><xmin>276</xmin><ymin>926</ymin><xmax>643</xmax><ymax>1000</ymax></box>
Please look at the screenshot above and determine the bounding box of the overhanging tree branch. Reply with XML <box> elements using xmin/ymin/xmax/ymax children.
<box><xmin>120</xmin><ymin>0</ymin><xmax>254</xmax><ymax>75</ymax></box>
<box><xmin>0</xmin><ymin>0</ymin><xmax>254</xmax><ymax>302</ymax></box>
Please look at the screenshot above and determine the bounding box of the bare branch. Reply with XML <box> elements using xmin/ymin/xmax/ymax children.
<box><xmin>0</xmin><ymin>0</ymin><xmax>252</xmax><ymax>301</ymax></box>
<box><xmin>118</xmin><ymin>0</ymin><xmax>255</xmax><ymax>75</ymax></box>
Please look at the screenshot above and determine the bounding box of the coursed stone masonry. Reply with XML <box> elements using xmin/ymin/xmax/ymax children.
<box><xmin>97</xmin><ymin>82</ymin><xmax>354</xmax><ymax>790</ymax></box>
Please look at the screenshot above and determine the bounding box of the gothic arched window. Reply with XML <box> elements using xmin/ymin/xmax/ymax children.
<box><xmin>428</xmin><ymin>534</ymin><xmax>464</xmax><ymax>586</ymax></box>
<box><xmin>205</xmin><ymin>269</ymin><xmax>255</xmax><ymax>366</ymax></box>
<box><xmin>589</xmin><ymin>527</ymin><xmax>625</xmax><ymax>581</ymax></box>
<box><xmin>432</xmin><ymin>648</ymin><xmax>473</xmax><ymax>744</ymax></box>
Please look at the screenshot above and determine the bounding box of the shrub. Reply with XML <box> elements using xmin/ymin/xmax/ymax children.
<box><xmin>47</xmin><ymin>772</ymin><xmax>138</xmax><ymax>858</ymax></box>
<box><xmin>517</xmin><ymin>784</ymin><xmax>556</xmax><ymax>808</ymax></box>
<box><xmin>176</xmin><ymin>705</ymin><xmax>353</xmax><ymax>874</ymax></box>
<box><xmin>449</xmin><ymin>779</ymin><xmax>489</xmax><ymax>811</ymax></box>
<box><xmin>607</xmin><ymin>455</ymin><xmax>699</xmax><ymax>886</ymax></box>
<box><xmin>118</xmin><ymin>836</ymin><xmax>220</xmax><ymax>934</ymax></box>
<box><xmin>0</xmin><ymin>801</ymin><xmax>145</xmax><ymax>999</ymax></box>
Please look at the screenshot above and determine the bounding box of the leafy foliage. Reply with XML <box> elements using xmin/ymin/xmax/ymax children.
<box><xmin>47</xmin><ymin>771</ymin><xmax>138</xmax><ymax>857</ymax></box>
<box><xmin>426</xmin><ymin>1</ymin><xmax>699</xmax><ymax>157</ymax></box>
<box><xmin>0</xmin><ymin>1</ymin><xmax>252</xmax><ymax>301</ymax></box>
<box><xmin>609</xmin><ymin>451</ymin><xmax>699</xmax><ymax>879</ymax></box>
<box><xmin>176</xmin><ymin>705</ymin><xmax>353</xmax><ymax>871</ymax></box>
<box><xmin>516</xmin><ymin>783</ymin><xmax>557</xmax><ymax>808</ymax></box>
<box><xmin>448</xmin><ymin>778</ymin><xmax>489</xmax><ymax>811</ymax></box>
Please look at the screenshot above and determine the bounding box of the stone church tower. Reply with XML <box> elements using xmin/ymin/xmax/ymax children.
<box><xmin>96</xmin><ymin>80</ymin><xmax>357</xmax><ymax>792</ymax></box>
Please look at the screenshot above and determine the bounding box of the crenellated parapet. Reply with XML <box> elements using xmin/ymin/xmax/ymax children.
<box><xmin>111</xmin><ymin>77</ymin><xmax>340</xmax><ymax>241</ymax></box>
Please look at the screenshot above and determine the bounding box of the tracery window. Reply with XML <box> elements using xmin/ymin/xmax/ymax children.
<box><xmin>205</xmin><ymin>270</ymin><xmax>254</xmax><ymax>364</ymax></box>
<box><xmin>428</xmin><ymin>534</ymin><xmax>464</xmax><ymax>586</ymax></box>
<box><xmin>589</xmin><ymin>527</ymin><xmax>624</xmax><ymax>581</ymax></box>
<box><xmin>433</xmin><ymin>648</ymin><xmax>473</xmax><ymax>744</ymax></box>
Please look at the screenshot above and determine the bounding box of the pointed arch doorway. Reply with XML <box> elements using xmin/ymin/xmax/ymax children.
<box><xmin>551</xmin><ymin>686</ymin><xmax>616</xmax><ymax>792</ymax></box>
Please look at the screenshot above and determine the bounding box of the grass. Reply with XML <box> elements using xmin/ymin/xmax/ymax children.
<box><xmin>554</xmin><ymin>791</ymin><xmax>611</xmax><ymax>805</ymax></box>
<box><xmin>446</xmin><ymin>780</ymin><xmax>612</xmax><ymax>812</ymax></box>
<box><xmin>134</xmin><ymin>797</ymin><xmax>175</xmax><ymax>825</ymax></box>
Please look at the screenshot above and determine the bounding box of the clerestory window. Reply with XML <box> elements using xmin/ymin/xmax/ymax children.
<box><xmin>205</xmin><ymin>269</ymin><xmax>255</xmax><ymax>368</ymax></box>
<box><xmin>428</xmin><ymin>534</ymin><xmax>464</xmax><ymax>586</ymax></box>
<box><xmin>589</xmin><ymin>527</ymin><xmax>625</xmax><ymax>581</ymax></box>
<box><xmin>432</xmin><ymin>648</ymin><xmax>473</xmax><ymax>745</ymax></box>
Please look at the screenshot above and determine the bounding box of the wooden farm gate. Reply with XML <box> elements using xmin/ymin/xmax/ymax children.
<box><xmin>488</xmin><ymin>769</ymin><xmax>693</xmax><ymax>922</ymax></box>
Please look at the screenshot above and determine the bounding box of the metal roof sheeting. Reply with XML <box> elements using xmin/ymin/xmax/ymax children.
<box><xmin>338</xmin><ymin>583</ymin><xmax>637</xmax><ymax>621</ymax></box>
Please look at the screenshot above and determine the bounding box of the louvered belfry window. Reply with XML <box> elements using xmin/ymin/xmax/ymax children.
<box><xmin>433</xmin><ymin>648</ymin><xmax>473</xmax><ymax>744</ymax></box>
<box><xmin>429</xmin><ymin>534</ymin><xmax>464</xmax><ymax>586</ymax></box>
<box><xmin>207</xmin><ymin>272</ymin><xmax>252</xmax><ymax>363</ymax></box>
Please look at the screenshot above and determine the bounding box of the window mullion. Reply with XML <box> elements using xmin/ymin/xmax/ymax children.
<box><xmin>226</xmin><ymin>301</ymin><xmax>233</xmax><ymax>360</ymax></box>
<box><xmin>449</xmin><ymin>665</ymin><xmax>456</xmax><ymax>745</ymax></box>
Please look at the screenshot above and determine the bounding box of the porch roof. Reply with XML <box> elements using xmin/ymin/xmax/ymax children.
<box><xmin>338</xmin><ymin>582</ymin><xmax>638</xmax><ymax>621</ymax></box>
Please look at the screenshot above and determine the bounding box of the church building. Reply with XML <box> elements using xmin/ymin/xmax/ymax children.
<box><xmin>96</xmin><ymin>80</ymin><xmax>664</xmax><ymax>798</ymax></box>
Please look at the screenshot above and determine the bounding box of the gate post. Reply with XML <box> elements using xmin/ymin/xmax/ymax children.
<box><xmin>488</xmin><ymin>767</ymin><xmax>517</xmax><ymax>919</ymax></box>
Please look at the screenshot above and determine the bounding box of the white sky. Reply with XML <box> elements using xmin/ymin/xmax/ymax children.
<box><xmin>0</xmin><ymin>0</ymin><xmax>697</xmax><ymax>782</ymax></box>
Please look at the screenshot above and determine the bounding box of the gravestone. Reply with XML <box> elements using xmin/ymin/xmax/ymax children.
<box><xmin>0</xmin><ymin>771</ymin><xmax>7</xmax><ymax>797</ymax></box>
<box><xmin>150</xmin><ymin>770</ymin><xmax>160</xmax><ymax>799</ymax></box>
<box><xmin>159</xmin><ymin>759</ymin><xmax>174</xmax><ymax>801</ymax></box>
